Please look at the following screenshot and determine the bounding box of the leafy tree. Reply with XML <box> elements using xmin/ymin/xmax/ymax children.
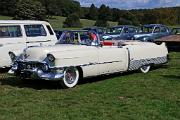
<box><xmin>0</xmin><ymin>0</ymin><xmax>19</xmax><ymax>16</ymax></box>
<box><xmin>177</xmin><ymin>7</ymin><xmax>180</xmax><ymax>24</ymax></box>
<box><xmin>111</xmin><ymin>8</ymin><xmax>120</xmax><ymax>22</ymax></box>
<box><xmin>94</xmin><ymin>4</ymin><xmax>111</xmax><ymax>27</ymax></box>
<box><xmin>38</xmin><ymin>0</ymin><xmax>60</xmax><ymax>17</ymax></box>
<box><xmin>80</xmin><ymin>7</ymin><xmax>89</xmax><ymax>19</ymax></box>
<box><xmin>87</xmin><ymin>4</ymin><xmax>98</xmax><ymax>20</ymax></box>
<box><xmin>118</xmin><ymin>18</ymin><xmax>133</xmax><ymax>25</ymax></box>
<box><xmin>94</xmin><ymin>20</ymin><xmax>109</xmax><ymax>27</ymax></box>
<box><xmin>63</xmin><ymin>13</ymin><xmax>82</xmax><ymax>28</ymax></box>
<box><xmin>98</xmin><ymin>4</ymin><xmax>112</xmax><ymax>21</ymax></box>
<box><xmin>14</xmin><ymin>0</ymin><xmax>46</xmax><ymax>20</ymax></box>
<box><xmin>118</xmin><ymin>11</ymin><xmax>139</xmax><ymax>25</ymax></box>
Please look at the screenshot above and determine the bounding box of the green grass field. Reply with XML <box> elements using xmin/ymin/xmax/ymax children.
<box><xmin>0</xmin><ymin>52</ymin><xmax>179</xmax><ymax>120</ymax></box>
<box><xmin>0</xmin><ymin>15</ymin><xmax>118</xmax><ymax>30</ymax></box>
<box><xmin>47</xmin><ymin>16</ymin><xmax>118</xmax><ymax>30</ymax></box>
<box><xmin>0</xmin><ymin>15</ymin><xmax>179</xmax><ymax>120</ymax></box>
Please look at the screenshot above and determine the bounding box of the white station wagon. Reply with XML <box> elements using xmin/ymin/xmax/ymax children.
<box><xmin>0</xmin><ymin>20</ymin><xmax>57</xmax><ymax>68</ymax></box>
<box><xmin>9</xmin><ymin>30</ymin><xmax>168</xmax><ymax>88</ymax></box>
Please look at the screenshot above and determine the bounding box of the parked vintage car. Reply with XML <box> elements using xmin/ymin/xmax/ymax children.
<box><xmin>171</xmin><ymin>27</ymin><xmax>180</xmax><ymax>35</ymax></box>
<box><xmin>155</xmin><ymin>27</ymin><xmax>180</xmax><ymax>51</ymax></box>
<box><xmin>102</xmin><ymin>25</ymin><xmax>138</xmax><ymax>40</ymax></box>
<box><xmin>0</xmin><ymin>20</ymin><xmax>57</xmax><ymax>68</ymax></box>
<box><xmin>133</xmin><ymin>24</ymin><xmax>170</xmax><ymax>42</ymax></box>
<box><xmin>9</xmin><ymin>30</ymin><xmax>168</xmax><ymax>88</ymax></box>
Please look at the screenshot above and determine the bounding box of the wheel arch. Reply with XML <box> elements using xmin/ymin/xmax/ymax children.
<box><xmin>77</xmin><ymin>66</ymin><xmax>83</xmax><ymax>80</ymax></box>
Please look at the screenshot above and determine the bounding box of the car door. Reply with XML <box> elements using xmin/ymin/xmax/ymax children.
<box><xmin>128</xmin><ymin>27</ymin><xmax>137</xmax><ymax>39</ymax></box>
<box><xmin>160</xmin><ymin>26</ymin><xmax>169</xmax><ymax>37</ymax></box>
<box><xmin>98</xmin><ymin>46</ymin><xmax>128</xmax><ymax>74</ymax></box>
<box><xmin>121</xmin><ymin>27</ymin><xmax>129</xmax><ymax>39</ymax></box>
<box><xmin>153</xmin><ymin>27</ymin><xmax>161</xmax><ymax>39</ymax></box>
<box><xmin>0</xmin><ymin>25</ymin><xmax>26</xmax><ymax>67</ymax></box>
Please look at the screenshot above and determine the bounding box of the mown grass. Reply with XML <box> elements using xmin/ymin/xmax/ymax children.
<box><xmin>0</xmin><ymin>15</ymin><xmax>118</xmax><ymax>30</ymax></box>
<box><xmin>0</xmin><ymin>52</ymin><xmax>179</xmax><ymax>120</ymax></box>
<box><xmin>48</xmin><ymin>16</ymin><xmax>118</xmax><ymax>30</ymax></box>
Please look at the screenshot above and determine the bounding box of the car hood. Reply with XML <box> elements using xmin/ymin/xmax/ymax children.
<box><xmin>23</xmin><ymin>44</ymin><xmax>94</xmax><ymax>62</ymax></box>
<box><xmin>156</xmin><ymin>35</ymin><xmax>180</xmax><ymax>42</ymax></box>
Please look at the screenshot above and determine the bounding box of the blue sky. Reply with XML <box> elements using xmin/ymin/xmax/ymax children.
<box><xmin>76</xmin><ymin>0</ymin><xmax>180</xmax><ymax>9</ymax></box>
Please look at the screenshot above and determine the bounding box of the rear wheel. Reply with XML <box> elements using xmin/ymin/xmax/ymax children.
<box><xmin>60</xmin><ymin>67</ymin><xmax>79</xmax><ymax>88</ymax></box>
<box><xmin>140</xmin><ymin>65</ymin><xmax>151</xmax><ymax>73</ymax></box>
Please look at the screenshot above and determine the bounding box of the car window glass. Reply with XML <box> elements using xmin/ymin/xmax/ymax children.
<box><xmin>0</xmin><ymin>25</ymin><xmax>22</xmax><ymax>38</ymax></box>
<box><xmin>123</xmin><ymin>28</ymin><xmax>129</xmax><ymax>33</ymax></box>
<box><xmin>106</xmin><ymin>27</ymin><xmax>122</xmax><ymax>34</ymax></box>
<box><xmin>161</xmin><ymin>27</ymin><xmax>168</xmax><ymax>33</ymax></box>
<box><xmin>58</xmin><ymin>31</ymin><xmax>98</xmax><ymax>46</ymax></box>
<box><xmin>154</xmin><ymin>27</ymin><xmax>160</xmax><ymax>33</ymax></box>
<box><xmin>138</xmin><ymin>26</ymin><xmax>153</xmax><ymax>33</ymax></box>
<box><xmin>128</xmin><ymin>27</ymin><xmax>136</xmax><ymax>33</ymax></box>
<box><xmin>98</xmin><ymin>29</ymin><xmax>103</xmax><ymax>33</ymax></box>
<box><xmin>24</xmin><ymin>24</ymin><xmax>47</xmax><ymax>37</ymax></box>
<box><xmin>46</xmin><ymin>25</ymin><xmax>54</xmax><ymax>35</ymax></box>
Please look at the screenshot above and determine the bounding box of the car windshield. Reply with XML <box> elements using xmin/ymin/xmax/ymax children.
<box><xmin>106</xmin><ymin>27</ymin><xmax>123</xmax><ymax>34</ymax></box>
<box><xmin>57</xmin><ymin>31</ymin><xmax>99</xmax><ymax>46</ymax></box>
<box><xmin>138</xmin><ymin>26</ymin><xmax>154</xmax><ymax>33</ymax></box>
<box><xmin>171</xmin><ymin>28</ymin><xmax>180</xmax><ymax>35</ymax></box>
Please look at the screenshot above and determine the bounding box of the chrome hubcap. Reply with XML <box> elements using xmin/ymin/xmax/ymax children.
<box><xmin>65</xmin><ymin>68</ymin><xmax>76</xmax><ymax>84</ymax></box>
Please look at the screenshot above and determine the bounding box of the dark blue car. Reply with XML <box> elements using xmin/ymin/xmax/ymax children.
<box><xmin>102</xmin><ymin>25</ymin><xmax>138</xmax><ymax>40</ymax></box>
<box><xmin>171</xmin><ymin>27</ymin><xmax>180</xmax><ymax>35</ymax></box>
<box><xmin>133</xmin><ymin>24</ymin><xmax>170</xmax><ymax>42</ymax></box>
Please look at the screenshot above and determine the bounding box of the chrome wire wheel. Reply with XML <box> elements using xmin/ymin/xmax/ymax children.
<box><xmin>140</xmin><ymin>65</ymin><xmax>151</xmax><ymax>73</ymax></box>
<box><xmin>61</xmin><ymin>67</ymin><xmax>79</xmax><ymax>88</ymax></box>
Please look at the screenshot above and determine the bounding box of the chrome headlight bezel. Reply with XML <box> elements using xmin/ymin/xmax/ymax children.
<box><xmin>41</xmin><ymin>64</ymin><xmax>49</xmax><ymax>72</ymax></box>
<box><xmin>9</xmin><ymin>52</ymin><xmax>17</xmax><ymax>62</ymax></box>
<box><xmin>47</xmin><ymin>54</ymin><xmax>55</xmax><ymax>62</ymax></box>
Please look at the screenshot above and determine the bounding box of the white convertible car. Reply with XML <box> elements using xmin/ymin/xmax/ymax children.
<box><xmin>9</xmin><ymin>30</ymin><xmax>168</xmax><ymax>88</ymax></box>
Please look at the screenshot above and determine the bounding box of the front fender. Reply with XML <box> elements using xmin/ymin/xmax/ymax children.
<box><xmin>49</xmin><ymin>49</ymin><xmax>98</xmax><ymax>68</ymax></box>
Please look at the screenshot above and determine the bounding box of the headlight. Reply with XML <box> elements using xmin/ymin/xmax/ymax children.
<box><xmin>9</xmin><ymin>52</ymin><xmax>16</xmax><ymax>62</ymax></box>
<box><xmin>11</xmin><ymin>62</ymin><xmax>18</xmax><ymax>71</ymax></box>
<box><xmin>142</xmin><ymin>37</ymin><xmax>148</xmax><ymax>41</ymax></box>
<box><xmin>47</xmin><ymin>54</ymin><xmax>55</xmax><ymax>62</ymax></box>
<box><xmin>41</xmin><ymin>64</ymin><xmax>49</xmax><ymax>72</ymax></box>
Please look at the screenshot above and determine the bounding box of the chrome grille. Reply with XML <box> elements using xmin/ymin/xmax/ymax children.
<box><xmin>17</xmin><ymin>62</ymin><xmax>45</xmax><ymax>70</ymax></box>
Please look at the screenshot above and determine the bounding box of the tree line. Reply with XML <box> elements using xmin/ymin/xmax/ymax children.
<box><xmin>0</xmin><ymin>0</ymin><xmax>179</xmax><ymax>27</ymax></box>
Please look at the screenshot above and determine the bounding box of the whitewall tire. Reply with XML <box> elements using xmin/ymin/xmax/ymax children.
<box><xmin>140</xmin><ymin>65</ymin><xmax>151</xmax><ymax>73</ymax></box>
<box><xmin>60</xmin><ymin>67</ymin><xmax>79</xmax><ymax>88</ymax></box>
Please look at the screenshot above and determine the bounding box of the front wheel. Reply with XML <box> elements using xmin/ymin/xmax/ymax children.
<box><xmin>60</xmin><ymin>67</ymin><xmax>79</xmax><ymax>88</ymax></box>
<box><xmin>140</xmin><ymin>65</ymin><xmax>151</xmax><ymax>73</ymax></box>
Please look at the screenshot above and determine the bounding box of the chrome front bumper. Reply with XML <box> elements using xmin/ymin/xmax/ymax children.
<box><xmin>9</xmin><ymin>62</ymin><xmax>64</xmax><ymax>81</ymax></box>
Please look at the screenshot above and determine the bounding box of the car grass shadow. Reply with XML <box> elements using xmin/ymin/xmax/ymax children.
<box><xmin>168</xmin><ymin>48</ymin><xmax>180</xmax><ymax>52</ymax></box>
<box><xmin>79</xmin><ymin>65</ymin><xmax>169</xmax><ymax>85</ymax></box>
<box><xmin>0</xmin><ymin>68</ymin><xmax>11</xmax><ymax>73</ymax></box>
<box><xmin>0</xmin><ymin>65</ymin><xmax>169</xmax><ymax>90</ymax></box>
<box><xmin>79</xmin><ymin>71</ymin><xmax>135</xmax><ymax>85</ymax></box>
<box><xmin>0</xmin><ymin>71</ymin><xmax>136</xmax><ymax>90</ymax></box>
<box><xmin>0</xmin><ymin>76</ymin><xmax>62</xmax><ymax>90</ymax></box>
